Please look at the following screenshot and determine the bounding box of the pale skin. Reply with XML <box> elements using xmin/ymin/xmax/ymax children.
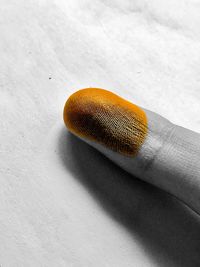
<box><xmin>64</xmin><ymin>88</ymin><xmax>200</xmax><ymax>216</ymax></box>
<box><xmin>87</xmin><ymin>108</ymin><xmax>200</xmax><ymax>216</ymax></box>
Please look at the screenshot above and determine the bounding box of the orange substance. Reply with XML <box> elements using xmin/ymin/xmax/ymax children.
<box><xmin>63</xmin><ymin>88</ymin><xmax>148</xmax><ymax>156</ymax></box>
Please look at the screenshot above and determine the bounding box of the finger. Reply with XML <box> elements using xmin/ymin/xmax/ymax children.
<box><xmin>63</xmin><ymin>88</ymin><xmax>200</xmax><ymax>215</ymax></box>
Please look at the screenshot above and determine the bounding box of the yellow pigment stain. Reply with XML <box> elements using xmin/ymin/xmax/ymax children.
<box><xmin>63</xmin><ymin>88</ymin><xmax>148</xmax><ymax>156</ymax></box>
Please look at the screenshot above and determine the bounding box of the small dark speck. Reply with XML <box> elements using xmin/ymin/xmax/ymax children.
<box><xmin>49</xmin><ymin>77</ymin><xmax>52</xmax><ymax>80</ymax></box>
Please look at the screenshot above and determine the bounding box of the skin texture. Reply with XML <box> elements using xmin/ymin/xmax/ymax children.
<box><xmin>63</xmin><ymin>88</ymin><xmax>200</xmax><ymax>216</ymax></box>
<box><xmin>63</xmin><ymin>88</ymin><xmax>148</xmax><ymax>156</ymax></box>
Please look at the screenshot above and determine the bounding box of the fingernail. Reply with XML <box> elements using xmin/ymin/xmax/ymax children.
<box><xmin>63</xmin><ymin>88</ymin><xmax>148</xmax><ymax>156</ymax></box>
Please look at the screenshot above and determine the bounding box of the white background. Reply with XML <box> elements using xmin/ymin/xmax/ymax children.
<box><xmin>1</xmin><ymin>0</ymin><xmax>200</xmax><ymax>266</ymax></box>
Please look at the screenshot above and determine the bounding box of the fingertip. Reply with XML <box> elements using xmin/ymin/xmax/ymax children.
<box><xmin>63</xmin><ymin>88</ymin><xmax>148</xmax><ymax>156</ymax></box>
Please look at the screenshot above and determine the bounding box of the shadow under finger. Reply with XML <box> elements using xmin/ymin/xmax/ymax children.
<box><xmin>59</xmin><ymin>128</ymin><xmax>200</xmax><ymax>267</ymax></box>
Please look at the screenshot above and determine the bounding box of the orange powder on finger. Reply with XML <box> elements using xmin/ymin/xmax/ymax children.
<box><xmin>63</xmin><ymin>88</ymin><xmax>148</xmax><ymax>156</ymax></box>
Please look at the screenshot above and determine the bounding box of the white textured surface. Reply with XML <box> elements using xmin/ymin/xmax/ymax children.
<box><xmin>1</xmin><ymin>0</ymin><xmax>200</xmax><ymax>266</ymax></box>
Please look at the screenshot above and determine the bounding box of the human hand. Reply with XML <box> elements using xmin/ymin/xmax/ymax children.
<box><xmin>63</xmin><ymin>88</ymin><xmax>200</xmax><ymax>216</ymax></box>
